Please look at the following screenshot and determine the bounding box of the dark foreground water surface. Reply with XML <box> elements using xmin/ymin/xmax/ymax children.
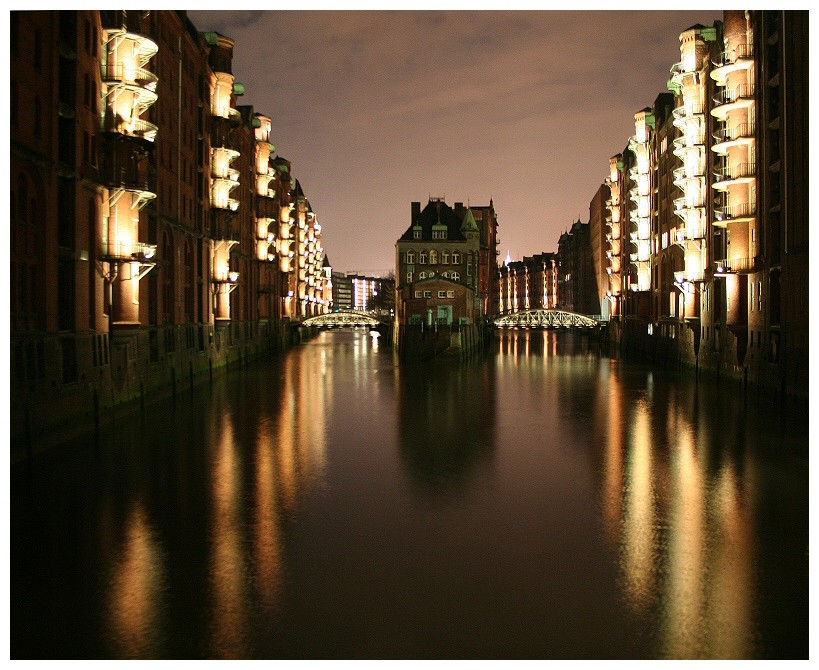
<box><xmin>11</xmin><ymin>329</ymin><xmax>809</xmax><ymax>659</ymax></box>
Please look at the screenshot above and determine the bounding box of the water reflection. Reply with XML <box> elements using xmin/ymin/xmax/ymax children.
<box><xmin>11</xmin><ymin>329</ymin><xmax>807</xmax><ymax>659</ymax></box>
<box><xmin>106</xmin><ymin>501</ymin><xmax>166</xmax><ymax>658</ymax></box>
<box><xmin>590</xmin><ymin>359</ymin><xmax>763</xmax><ymax>658</ymax></box>
<box><xmin>395</xmin><ymin>360</ymin><xmax>495</xmax><ymax>494</ymax></box>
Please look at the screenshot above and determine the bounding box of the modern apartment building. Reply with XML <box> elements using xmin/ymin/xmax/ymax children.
<box><xmin>10</xmin><ymin>10</ymin><xmax>332</xmax><ymax>451</ymax></box>
<box><xmin>603</xmin><ymin>10</ymin><xmax>807</xmax><ymax>397</ymax></box>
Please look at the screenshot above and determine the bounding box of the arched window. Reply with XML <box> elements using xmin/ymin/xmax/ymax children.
<box><xmin>442</xmin><ymin>251</ymin><xmax>450</xmax><ymax>264</ymax></box>
<box><xmin>429</xmin><ymin>250</ymin><xmax>438</xmax><ymax>264</ymax></box>
<box><xmin>419</xmin><ymin>251</ymin><xmax>427</xmax><ymax>264</ymax></box>
<box><xmin>419</xmin><ymin>271</ymin><xmax>427</xmax><ymax>280</ymax></box>
<box><xmin>451</xmin><ymin>272</ymin><xmax>460</xmax><ymax>282</ymax></box>
<box><xmin>406</xmin><ymin>251</ymin><xmax>415</xmax><ymax>264</ymax></box>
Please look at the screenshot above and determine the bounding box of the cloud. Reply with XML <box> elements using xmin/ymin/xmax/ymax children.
<box><xmin>188</xmin><ymin>9</ymin><xmax>720</xmax><ymax>271</ymax></box>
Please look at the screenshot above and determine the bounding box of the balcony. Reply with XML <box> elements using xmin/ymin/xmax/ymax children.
<box><xmin>714</xmin><ymin>202</ymin><xmax>757</xmax><ymax>224</ymax></box>
<box><xmin>711</xmin><ymin>84</ymin><xmax>756</xmax><ymax>119</ymax></box>
<box><xmin>711</xmin><ymin>43</ymin><xmax>754</xmax><ymax>83</ymax></box>
<box><xmin>713</xmin><ymin>162</ymin><xmax>756</xmax><ymax>189</ymax></box>
<box><xmin>101</xmin><ymin>63</ymin><xmax>158</xmax><ymax>92</ymax></box>
<box><xmin>714</xmin><ymin>83</ymin><xmax>756</xmax><ymax>105</ymax></box>
<box><xmin>712</xmin><ymin>123</ymin><xmax>756</xmax><ymax>154</ymax></box>
<box><xmin>100</xmin><ymin>240</ymin><xmax>157</xmax><ymax>262</ymax></box>
<box><xmin>675</xmin><ymin>226</ymin><xmax>705</xmax><ymax>244</ymax></box>
<box><xmin>713</xmin><ymin>256</ymin><xmax>761</xmax><ymax>274</ymax></box>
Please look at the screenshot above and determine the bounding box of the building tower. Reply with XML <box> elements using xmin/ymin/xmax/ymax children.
<box><xmin>99</xmin><ymin>11</ymin><xmax>159</xmax><ymax>327</ymax></box>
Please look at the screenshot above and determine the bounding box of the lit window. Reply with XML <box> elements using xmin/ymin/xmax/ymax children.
<box><xmin>451</xmin><ymin>272</ymin><xmax>460</xmax><ymax>281</ymax></box>
<box><xmin>447</xmin><ymin>291</ymin><xmax>454</xmax><ymax>298</ymax></box>
<box><xmin>429</xmin><ymin>250</ymin><xmax>438</xmax><ymax>264</ymax></box>
<box><xmin>415</xmin><ymin>291</ymin><xmax>422</xmax><ymax>298</ymax></box>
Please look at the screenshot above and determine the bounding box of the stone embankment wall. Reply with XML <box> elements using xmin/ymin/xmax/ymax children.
<box><xmin>395</xmin><ymin>323</ymin><xmax>488</xmax><ymax>360</ymax></box>
<box><xmin>607</xmin><ymin>317</ymin><xmax>806</xmax><ymax>403</ymax></box>
<box><xmin>11</xmin><ymin>320</ymin><xmax>316</xmax><ymax>462</ymax></box>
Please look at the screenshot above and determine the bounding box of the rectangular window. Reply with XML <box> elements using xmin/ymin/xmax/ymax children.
<box><xmin>423</xmin><ymin>291</ymin><xmax>431</xmax><ymax>298</ymax></box>
<box><xmin>414</xmin><ymin>291</ymin><xmax>422</xmax><ymax>298</ymax></box>
<box><xmin>438</xmin><ymin>291</ymin><xmax>447</xmax><ymax>298</ymax></box>
<box><xmin>407</xmin><ymin>272</ymin><xmax>412</xmax><ymax>284</ymax></box>
<box><xmin>447</xmin><ymin>291</ymin><xmax>454</xmax><ymax>298</ymax></box>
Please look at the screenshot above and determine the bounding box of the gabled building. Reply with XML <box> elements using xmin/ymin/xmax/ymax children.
<box><xmin>395</xmin><ymin>198</ymin><xmax>498</xmax><ymax>325</ymax></box>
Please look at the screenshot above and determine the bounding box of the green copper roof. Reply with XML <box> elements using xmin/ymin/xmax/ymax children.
<box><xmin>460</xmin><ymin>208</ymin><xmax>479</xmax><ymax>233</ymax></box>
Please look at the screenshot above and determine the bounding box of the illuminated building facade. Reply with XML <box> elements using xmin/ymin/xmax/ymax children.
<box><xmin>497</xmin><ymin>253</ymin><xmax>558</xmax><ymax>315</ymax></box>
<box><xmin>10</xmin><ymin>10</ymin><xmax>332</xmax><ymax>450</ymax></box>
<box><xmin>395</xmin><ymin>198</ymin><xmax>499</xmax><ymax>325</ymax></box>
<box><xmin>603</xmin><ymin>10</ymin><xmax>807</xmax><ymax>397</ymax></box>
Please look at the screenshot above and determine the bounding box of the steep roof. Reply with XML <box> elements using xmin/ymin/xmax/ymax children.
<box><xmin>398</xmin><ymin>200</ymin><xmax>467</xmax><ymax>242</ymax></box>
<box><xmin>460</xmin><ymin>208</ymin><xmax>479</xmax><ymax>233</ymax></box>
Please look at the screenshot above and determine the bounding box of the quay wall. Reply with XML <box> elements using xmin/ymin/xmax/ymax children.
<box><xmin>10</xmin><ymin>321</ymin><xmax>316</xmax><ymax>463</ymax></box>
<box><xmin>395</xmin><ymin>323</ymin><xmax>488</xmax><ymax>360</ymax></box>
<box><xmin>607</xmin><ymin>317</ymin><xmax>808</xmax><ymax>404</ymax></box>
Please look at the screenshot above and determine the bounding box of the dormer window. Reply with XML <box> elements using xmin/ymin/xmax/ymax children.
<box><xmin>432</xmin><ymin>230</ymin><xmax>446</xmax><ymax>239</ymax></box>
<box><xmin>413</xmin><ymin>228</ymin><xmax>422</xmax><ymax>240</ymax></box>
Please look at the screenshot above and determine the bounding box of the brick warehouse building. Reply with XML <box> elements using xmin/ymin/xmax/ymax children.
<box><xmin>10</xmin><ymin>10</ymin><xmax>332</xmax><ymax>454</ymax></box>
<box><xmin>395</xmin><ymin>198</ymin><xmax>499</xmax><ymax>326</ymax></box>
<box><xmin>601</xmin><ymin>10</ymin><xmax>808</xmax><ymax>397</ymax></box>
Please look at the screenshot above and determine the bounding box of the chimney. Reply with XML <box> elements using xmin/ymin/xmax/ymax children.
<box><xmin>411</xmin><ymin>201</ymin><xmax>421</xmax><ymax>222</ymax></box>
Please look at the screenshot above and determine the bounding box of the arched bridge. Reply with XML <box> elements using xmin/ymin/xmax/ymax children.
<box><xmin>493</xmin><ymin>309</ymin><xmax>601</xmax><ymax>329</ymax></box>
<box><xmin>301</xmin><ymin>310</ymin><xmax>389</xmax><ymax>328</ymax></box>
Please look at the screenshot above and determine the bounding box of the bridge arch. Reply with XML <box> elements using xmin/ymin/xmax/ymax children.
<box><xmin>493</xmin><ymin>309</ymin><xmax>600</xmax><ymax>329</ymax></box>
<box><xmin>301</xmin><ymin>310</ymin><xmax>382</xmax><ymax>328</ymax></box>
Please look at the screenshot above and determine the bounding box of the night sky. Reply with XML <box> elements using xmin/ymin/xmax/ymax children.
<box><xmin>188</xmin><ymin>10</ymin><xmax>720</xmax><ymax>276</ymax></box>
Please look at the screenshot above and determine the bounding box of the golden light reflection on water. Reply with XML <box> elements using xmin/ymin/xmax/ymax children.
<box><xmin>276</xmin><ymin>344</ymin><xmax>329</xmax><ymax>511</ymax></box>
<box><xmin>621</xmin><ymin>399</ymin><xmax>657</xmax><ymax>612</ymax></box>
<box><xmin>662</xmin><ymin>416</ymin><xmax>706</xmax><ymax>658</ymax></box>
<box><xmin>601</xmin><ymin>362</ymin><xmax>624</xmax><ymax>547</ymax></box>
<box><xmin>107</xmin><ymin>501</ymin><xmax>165</xmax><ymax>658</ymax></box>
<box><xmin>254</xmin><ymin>418</ymin><xmax>284</xmax><ymax>617</ymax></box>
<box><xmin>601</xmin><ymin>369</ymin><xmax>758</xmax><ymax>658</ymax></box>
<box><xmin>209</xmin><ymin>412</ymin><xmax>249</xmax><ymax>658</ymax></box>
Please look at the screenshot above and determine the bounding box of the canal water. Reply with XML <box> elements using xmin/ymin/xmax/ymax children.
<box><xmin>11</xmin><ymin>329</ymin><xmax>809</xmax><ymax>659</ymax></box>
